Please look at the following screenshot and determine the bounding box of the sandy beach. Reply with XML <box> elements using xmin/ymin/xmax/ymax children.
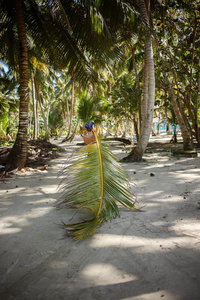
<box><xmin>0</xmin><ymin>135</ymin><xmax>200</xmax><ymax>300</ymax></box>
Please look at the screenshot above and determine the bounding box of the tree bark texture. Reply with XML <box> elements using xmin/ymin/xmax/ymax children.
<box><xmin>170</xmin><ymin>90</ymin><xmax>194</xmax><ymax>151</ymax></box>
<box><xmin>123</xmin><ymin>0</ymin><xmax>155</xmax><ymax>161</ymax></box>
<box><xmin>31</xmin><ymin>74</ymin><xmax>38</xmax><ymax>140</ymax></box>
<box><xmin>34</xmin><ymin>77</ymin><xmax>50</xmax><ymax>140</ymax></box>
<box><xmin>6</xmin><ymin>0</ymin><xmax>29</xmax><ymax>170</ymax></box>
<box><xmin>62</xmin><ymin>74</ymin><xmax>75</xmax><ymax>142</ymax></box>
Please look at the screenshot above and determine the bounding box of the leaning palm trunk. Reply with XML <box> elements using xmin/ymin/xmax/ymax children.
<box><xmin>68</xmin><ymin>119</ymin><xmax>80</xmax><ymax>142</ymax></box>
<box><xmin>58</xmin><ymin>132</ymin><xmax>136</xmax><ymax>241</ymax></box>
<box><xmin>58</xmin><ymin>119</ymin><xmax>67</xmax><ymax>138</ymax></box>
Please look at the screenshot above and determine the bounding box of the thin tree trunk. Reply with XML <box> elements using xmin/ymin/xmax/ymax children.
<box><xmin>131</xmin><ymin>44</ymin><xmax>140</xmax><ymax>88</ymax></box>
<box><xmin>34</xmin><ymin>78</ymin><xmax>50</xmax><ymax>140</ymax></box>
<box><xmin>131</xmin><ymin>47</ymin><xmax>142</xmax><ymax>134</ymax></box>
<box><xmin>31</xmin><ymin>74</ymin><xmax>37</xmax><ymax>140</ymax></box>
<box><xmin>170</xmin><ymin>89</ymin><xmax>193</xmax><ymax>151</ymax></box>
<box><xmin>141</xmin><ymin>57</ymin><xmax>148</xmax><ymax>133</ymax></box>
<box><xmin>58</xmin><ymin>97</ymin><xmax>70</xmax><ymax>138</ymax></box>
<box><xmin>58</xmin><ymin>119</ymin><xmax>67</xmax><ymax>138</ymax></box>
<box><xmin>36</xmin><ymin>90</ymin><xmax>39</xmax><ymax>137</ymax></box>
<box><xmin>6</xmin><ymin>0</ymin><xmax>29</xmax><ymax>171</ymax></box>
<box><xmin>133</xmin><ymin>117</ymin><xmax>139</xmax><ymax>141</ymax></box>
<box><xmin>39</xmin><ymin>99</ymin><xmax>49</xmax><ymax>140</ymax></box>
<box><xmin>46</xmin><ymin>93</ymin><xmax>51</xmax><ymax>131</ymax></box>
<box><xmin>163</xmin><ymin>69</ymin><xmax>194</xmax><ymax>150</ymax></box>
<box><xmin>69</xmin><ymin>119</ymin><xmax>80</xmax><ymax>142</ymax></box>
<box><xmin>105</xmin><ymin>123</ymin><xmax>111</xmax><ymax>138</ymax></box>
<box><xmin>115</xmin><ymin>118</ymin><xmax>119</xmax><ymax>136</ymax></box>
<box><xmin>121</xmin><ymin>121</ymin><xmax>126</xmax><ymax>138</ymax></box>
<box><xmin>165</xmin><ymin>99</ymin><xmax>170</xmax><ymax>134</ymax></box>
<box><xmin>62</xmin><ymin>74</ymin><xmax>75</xmax><ymax>143</ymax></box>
<box><xmin>164</xmin><ymin>49</ymin><xmax>194</xmax><ymax>150</ymax></box>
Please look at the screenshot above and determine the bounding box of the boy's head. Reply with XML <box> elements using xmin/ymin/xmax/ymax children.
<box><xmin>85</xmin><ymin>122</ymin><xmax>94</xmax><ymax>132</ymax></box>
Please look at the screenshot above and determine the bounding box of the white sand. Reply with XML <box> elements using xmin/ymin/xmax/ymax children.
<box><xmin>0</xmin><ymin>135</ymin><xmax>200</xmax><ymax>300</ymax></box>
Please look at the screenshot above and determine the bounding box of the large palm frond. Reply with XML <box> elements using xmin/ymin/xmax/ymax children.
<box><xmin>58</xmin><ymin>132</ymin><xmax>136</xmax><ymax>240</ymax></box>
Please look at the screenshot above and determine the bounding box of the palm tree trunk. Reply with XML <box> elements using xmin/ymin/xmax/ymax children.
<box><xmin>58</xmin><ymin>97</ymin><xmax>70</xmax><ymax>138</ymax></box>
<box><xmin>39</xmin><ymin>99</ymin><xmax>49</xmax><ymax>140</ymax></box>
<box><xmin>62</xmin><ymin>73</ymin><xmax>75</xmax><ymax>142</ymax></box>
<box><xmin>58</xmin><ymin>119</ymin><xmax>67</xmax><ymax>138</ymax></box>
<box><xmin>36</xmin><ymin>91</ymin><xmax>39</xmax><ymax>137</ymax></box>
<box><xmin>105</xmin><ymin>123</ymin><xmax>111</xmax><ymax>138</ymax></box>
<box><xmin>141</xmin><ymin>57</ymin><xmax>148</xmax><ymax>134</ymax></box>
<box><xmin>131</xmin><ymin>43</ymin><xmax>141</xmax><ymax>135</ymax></box>
<box><xmin>131</xmin><ymin>45</ymin><xmax>139</xmax><ymax>89</ymax></box>
<box><xmin>31</xmin><ymin>74</ymin><xmax>37</xmax><ymax>140</ymax></box>
<box><xmin>6</xmin><ymin>0</ymin><xmax>29</xmax><ymax>170</ymax></box>
<box><xmin>34</xmin><ymin>78</ymin><xmax>50</xmax><ymax>140</ymax></box>
<box><xmin>122</xmin><ymin>0</ymin><xmax>155</xmax><ymax>161</ymax></box>
<box><xmin>69</xmin><ymin>119</ymin><xmax>80</xmax><ymax>142</ymax></box>
<box><xmin>133</xmin><ymin>117</ymin><xmax>139</xmax><ymax>141</ymax></box>
<box><xmin>46</xmin><ymin>93</ymin><xmax>51</xmax><ymax>131</ymax></box>
<box><xmin>132</xmin><ymin>39</ymin><xmax>155</xmax><ymax>160</ymax></box>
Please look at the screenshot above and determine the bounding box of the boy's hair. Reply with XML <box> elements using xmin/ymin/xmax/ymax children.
<box><xmin>85</xmin><ymin>122</ymin><xmax>94</xmax><ymax>131</ymax></box>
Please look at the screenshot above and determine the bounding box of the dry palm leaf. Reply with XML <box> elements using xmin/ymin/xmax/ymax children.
<box><xmin>58</xmin><ymin>132</ymin><xmax>136</xmax><ymax>240</ymax></box>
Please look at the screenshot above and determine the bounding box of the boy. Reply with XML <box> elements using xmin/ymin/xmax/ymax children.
<box><xmin>82</xmin><ymin>122</ymin><xmax>96</xmax><ymax>145</ymax></box>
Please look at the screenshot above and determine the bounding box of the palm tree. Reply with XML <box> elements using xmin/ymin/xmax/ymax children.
<box><xmin>0</xmin><ymin>0</ymin><xmax>116</xmax><ymax>170</ymax></box>
<box><xmin>61</xmin><ymin>71</ymin><xmax>77</xmax><ymax>142</ymax></box>
<box><xmin>122</xmin><ymin>0</ymin><xmax>155</xmax><ymax>161</ymax></box>
<box><xmin>5</xmin><ymin>0</ymin><xmax>29</xmax><ymax>170</ymax></box>
<box><xmin>30</xmin><ymin>72</ymin><xmax>38</xmax><ymax>140</ymax></box>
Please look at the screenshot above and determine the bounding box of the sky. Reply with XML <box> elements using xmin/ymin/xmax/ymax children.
<box><xmin>0</xmin><ymin>60</ymin><xmax>9</xmax><ymax>74</ymax></box>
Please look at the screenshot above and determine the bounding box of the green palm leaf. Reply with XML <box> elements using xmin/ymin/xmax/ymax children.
<box><xmin>58</xmin><ymin>132</ymin><xmax>136</xmax><ymax>240</ymax></box>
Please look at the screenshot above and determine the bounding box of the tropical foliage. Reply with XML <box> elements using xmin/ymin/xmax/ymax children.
<box><xmin>0</xmin><ymin>69</ymin><xmax>19</xmax><ymax>141</ymax></box>
<box><xmin>0</xmin><ymin>0</ymin><xmax>200</xmax><ymax>166</ymax></box>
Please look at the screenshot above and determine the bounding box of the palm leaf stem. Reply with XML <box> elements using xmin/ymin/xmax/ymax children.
<box><xmin>93</xmin><ymin>130</ymin><xmax>104</xmax><ymax>216</ymax></box>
